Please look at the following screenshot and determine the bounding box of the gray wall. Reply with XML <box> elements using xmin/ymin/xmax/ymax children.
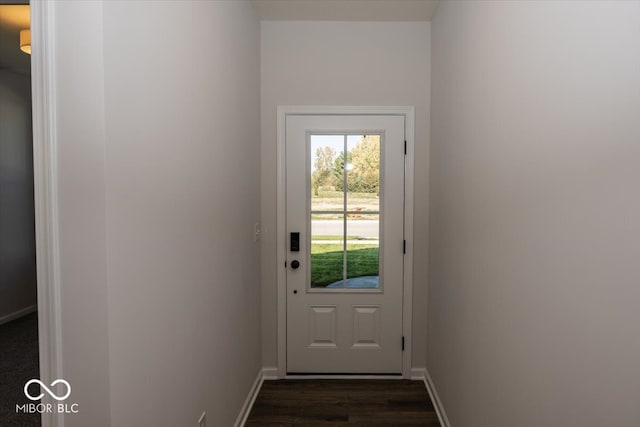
<box><xmin>260</xmin><ymin>21</ymin><xmax>431</xmax><ymax>371</ymax></box>
<box><xmin>51</xmin><ymin>1</ymin><xmax>262</xmax><ymax>425</ymax></box>
<box><xmin>0</xmin><ymin>69</ymin><xmax>36</xmax><ymax>322</ymax></box>
<box><xmin>428</xmin><ymin>1</ymin><xmax>640</xmax><ymax>426</ymax></box>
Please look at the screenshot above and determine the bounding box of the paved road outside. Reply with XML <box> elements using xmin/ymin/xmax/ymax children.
<box><xmin>311</xmin><ymin>240</ymin><xmax>378</xmax><ymax>245</ymax></box>
<box><xmin>312</xmin><ymin>219</ymin><xmax>379</xmax><ymax>239</ymax></box>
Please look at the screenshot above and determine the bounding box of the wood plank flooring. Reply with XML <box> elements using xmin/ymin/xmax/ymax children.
<box><xmin>246</xmin><ymin>379</ymin><xmax>441</xmax><ymax>426</ymax></box>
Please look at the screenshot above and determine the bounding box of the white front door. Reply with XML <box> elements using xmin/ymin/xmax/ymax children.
<box><xmin>286</xmin><ymin>114</ymin><xmax>405</xmax><ymax>374</ymax></box>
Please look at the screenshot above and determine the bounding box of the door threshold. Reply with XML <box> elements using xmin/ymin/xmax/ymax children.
<box><xmin>285</xmin><ymin>373</ymin><xmax>403</xmax><ymax>380</ymax></box>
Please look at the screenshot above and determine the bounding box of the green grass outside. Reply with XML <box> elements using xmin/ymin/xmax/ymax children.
<box><xmin>312</xmin><ymin>189</ymin><xmax>380</xmax><ymax>214</ymax></box>
<box><xmin>311</xmin><ymin>243</ymin><xmax>379</xmax><ymax>287</ymax></box>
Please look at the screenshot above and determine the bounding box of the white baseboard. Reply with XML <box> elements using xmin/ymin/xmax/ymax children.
<box><xmin>262</xmin><ymin>366</ymin><xmax>279</xmax><ymax>380</ymax></box>
<box><xmin>0</xmin><ymin>305</ymin><xmax>37</xmax><ymax>326</ymax></box>
<box><xmin>264</xmin><ymin>366</ymin><xmax>425</xmax><ymax>381</ymax></box>
<box><xmin>234</xmin><ymin>368</ymin><xmax>264</xmax><ymax>427</ymax></box>
<box><xmin>423</xmin><ymin>369</ymin><xmax>451</xmax><ymax>427</ymax></box>
<box><xmin>410</xmin><ymin>367</ymin><xmax>426</xmax><ymax>380</ymax></box>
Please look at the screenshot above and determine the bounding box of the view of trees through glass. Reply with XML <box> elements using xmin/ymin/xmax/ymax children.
<box><xmin>309</xmin><ymin>134</ymin><xmax>381</xmax><ymax>289</ymax></box>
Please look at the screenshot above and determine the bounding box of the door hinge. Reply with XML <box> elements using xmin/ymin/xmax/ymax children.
<box><xmin>402</xmin><ymin>336</ymin><xmax>405</xmax><ymax>351</ymax></box>
<box><xmin>284</xmin><ymin>261</ymin><xmax>287</xmax><ymax>268</ymax></box>
<box><xmin>404</xmin><ymin>140</ymin><xmax>407</xmax><ymax>155</ymax></box>
<box><xmin>403</xmin><ymin>240</ymin><xmax>406</xmax><ymax>254</ymax></box>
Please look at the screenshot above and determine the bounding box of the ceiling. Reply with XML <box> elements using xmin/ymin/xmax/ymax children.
<box><xmin>0</xmin><ymin>5</ymin><xmax>30</xmax><ymax>75</ymax></box>
<box><xmin>252</xmin><ymin>0</ymin><xmax>439</xmax><ymax>21</ymax></box>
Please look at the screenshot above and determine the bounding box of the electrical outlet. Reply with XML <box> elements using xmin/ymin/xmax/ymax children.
<box><xmin>198</xmin><ymin>412</ymin><xmax>206</xmax><ymax>427</ymax></box>
<box><xmin>253</xmin><ymin>222</ymin><xmax>261</xmax><ymax>242</ymax></box>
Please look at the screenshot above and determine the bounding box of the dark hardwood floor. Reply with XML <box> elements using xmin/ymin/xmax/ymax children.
<box><xmin>246</xmin><ymin>379</ymin><xmax>441</xmax><ymax>426</ymax></box>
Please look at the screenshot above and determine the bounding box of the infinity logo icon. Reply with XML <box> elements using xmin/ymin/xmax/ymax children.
<box><xmin>24</xmin><ymin>379</ymin><xmax>71</xmax><ymax>401</ymax></box>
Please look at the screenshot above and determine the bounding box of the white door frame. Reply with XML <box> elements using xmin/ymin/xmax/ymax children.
<box><xmin>31</xmin><ymin>3</ymin><xmax>64</xmax><ymax>427</ymax></box>
<box><xmin>276</xmin><ymin>106</ymin><xmax>415</xmax><ymax>378</ymax></box>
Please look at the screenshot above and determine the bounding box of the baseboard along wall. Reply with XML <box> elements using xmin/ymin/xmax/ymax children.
<box><xmin>423</xmin><ymin>369</ymin><xmax>451</xmax><ymax>427</ymax></box>
<box><xmin>0</xmin><ymin>305</ymin><xmax>37</xmax><ymax>326</ymax></box>
<box><xmin>234</xmin><ymin>369</ymin><xmax>265</xmax><ymax>427</ymax></box>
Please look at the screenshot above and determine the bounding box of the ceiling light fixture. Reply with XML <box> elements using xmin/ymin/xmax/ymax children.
<box><xmin>19</xmin><ymin>29</ymin><xmax>31</xmax><ymax>55</ymax></box>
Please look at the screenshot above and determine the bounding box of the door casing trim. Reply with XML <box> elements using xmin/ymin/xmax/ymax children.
<box><xmin>31</xmin><ymin>2</ymin><xmax>64</xmax><ymax>426</ymax></box>
<box><xmin>276</xmin><ymin>106</ymin><xmax>415</xmax><ymax>378</ymax></box>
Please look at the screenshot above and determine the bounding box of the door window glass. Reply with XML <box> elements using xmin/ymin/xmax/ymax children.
<box><xmin>309</xmin><ymin>134</ymin><xmax>381</xmax><ymax>289</ymax></box>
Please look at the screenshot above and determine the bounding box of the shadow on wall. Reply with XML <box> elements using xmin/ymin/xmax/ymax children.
<box><xmin>0</xmin><ymin>69</ymin><xmax>37</xmax><ymax>323</ymax></box>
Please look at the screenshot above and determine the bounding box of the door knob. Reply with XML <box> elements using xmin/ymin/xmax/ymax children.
<box><xmin>291</xmin><ymin>260</ymin><xmax>300</xmax><ymax>269</ymax></box>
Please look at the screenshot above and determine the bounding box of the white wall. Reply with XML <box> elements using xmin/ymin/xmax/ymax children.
<box><xmin>51</xmin><ymin>1</ymin><xmax>261</xmax><ymax>426</ymax></box>
<box><xmin>429</xmin><ymin>1</ymin><xmax>640</xmax><ymax>426</ymax></box>
<box><xmin>261</xmin><ymin>21</ymin><xmax>431</xmax><ymax>371</ymax></box>
<box><xmin>0</xmin><ymin>70</ymin><xmax>36</xmax><ymax>322</ymax></box>
<box><xmin>102</xmin><ymin>1</ymin><xmax>261</xmax><ymax>426</ymax></box>
<box><xmin>53</xmin><ymin>1</ymin><xmax>111</xmax><ymax>425</ymax></box>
